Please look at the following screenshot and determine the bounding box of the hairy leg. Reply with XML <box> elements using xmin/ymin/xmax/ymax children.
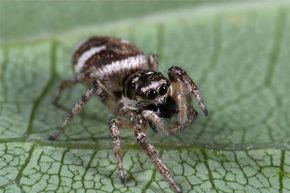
<box><xmin>142</xmin><ymin>104</ymin><xmax>198</xmax><ymax>135</ymax></box>
<box><xmin>109</xmin><ymin>119</ymin><xmax>126</xmax><ymax>183</ymax></box>
<box><xmin>147</xmin><ymin>54</ymin><xmax>158</xmax><ymax>71</ymax></box>
<box><xmin>142</xmin><ymin>110</ymin><xmax>169</xmax><ymax>135</ymax></box>
<box><xmin>169</xmin><ymin>107</ymin><xmax>198</xmax><ymax>135</ymax></box>
<box><xmin>49</xmin><ymin>87</ymin><xmax>95</xmax><ymax>140</ymax></box>
<box><xmin>168</xmin><ymin>66</ymin><xmax>208</xmax><ymax>116</ymax></box>
<box><xmin>169</xmin><ymin>79</ymin><xmax>188</xmax><ymax>126</ymax></box>
<box><xmin>132</xmin><ymin>115</ymin><xmax>182</xmax><ymax>193</ymax></box>
<box><xmin>53</xmin><ymin>75</ymin><xmax>83</xmax><ymax>105</ymax></box>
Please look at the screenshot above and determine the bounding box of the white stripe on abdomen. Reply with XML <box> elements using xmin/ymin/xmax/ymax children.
<box><xmin>75</xmin><ymin>45</ymin><xmax>106</xmax><ymax>73</ymax></box>
<box><xmin>92</xmin><ymin>54</ymin><xmax>148</xmax><ymax>78</ymax></box>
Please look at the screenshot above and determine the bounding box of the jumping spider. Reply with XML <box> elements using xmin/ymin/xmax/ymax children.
<box><xmin>50</xmin><ymin>36</ymin><xmax>208</xmax><ymax>193</ymax></box>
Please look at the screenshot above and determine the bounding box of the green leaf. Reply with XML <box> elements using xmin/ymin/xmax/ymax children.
<box><xmin>1</xmin><ymin>1</ymin><xmax>290</xmax><ymax>192</ymax></box>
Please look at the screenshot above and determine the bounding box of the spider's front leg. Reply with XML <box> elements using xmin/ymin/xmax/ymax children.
<box><xmin>168</xmin><ymin>66</ymin><xmax>208</xmax><ymax>134</ymax></box>
<box><xmin>169</xmin><ymin>107</ymin><xmax>198</xmax><ymax>135</ymax></box>
<box><xmin>142</xmin><ymin>109</ymin><xmax>197</xmax><ymax>136</ymax></box>
<box><xmin>132</xmin><ymin>114</ymin><xmax>182</xmax><ymax>193</ymax></box>
<box><xmin>168</xmin><ymin>66</ymin><xmax>208</xmax><ymax>116</ymax></box>
<box><xmin>142</xmin><ymin>110</ymin><xmax>169</xmax><ymax>135</ymax></box>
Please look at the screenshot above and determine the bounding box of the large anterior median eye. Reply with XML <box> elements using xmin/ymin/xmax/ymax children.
<box><xmin>146</xmin><ymin>89</ymin><xmax>158</xmax><ymax>100</ymax></box>
<box><xmin>159</xmin><ymin>84</ymin><xmax>168</xmax><ymax>95</ymax></box>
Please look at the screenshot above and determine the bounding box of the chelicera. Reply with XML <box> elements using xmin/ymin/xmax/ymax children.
<box><xmin>50</xmin><ymin>36</ymin><xmax>208</xmax><ymax>193</ymax></box>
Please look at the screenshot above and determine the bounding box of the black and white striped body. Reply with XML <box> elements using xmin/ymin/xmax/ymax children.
<box><xmin>72</xmin><ymin>37</ymin><xmax>150</xmax><ymax>99</ymax></box>
<box><xmin>72</xmin><ymin>37</ymin><xmax>175</xmax><ymax>115</ymax></box>
<box><xmin>53</xmin><ymin>36</ymin><xmax>208</xmax><ymax>193</ymax></box>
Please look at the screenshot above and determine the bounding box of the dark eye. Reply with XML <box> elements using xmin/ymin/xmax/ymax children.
<box><xmin>146</xmin><ymin>89</ymin><xmax>158</xmax><ymax>100</ymax></box>
<box><xmin>159</xmin><ymin>85</ymin><xmax>168</xmax><ymax>95</ymax></box>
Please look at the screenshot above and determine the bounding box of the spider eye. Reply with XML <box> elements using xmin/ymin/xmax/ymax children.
<box><xmin>146</xmin><ymin>89</ymin><xmax>158</xmax><ymax>100</ymax></box>
<box><xmin>159</xmin><ymin>85</ymin><xmax>168</xmax><ymax>95</ymax></box>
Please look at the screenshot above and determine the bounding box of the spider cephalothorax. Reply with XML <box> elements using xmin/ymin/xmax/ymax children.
<box><xmin>122</xmin><ymin>70</ymin><xmax>170</xmax><ymax>109</ymax></box>
<box><xmin>50</xmin><ymin>36</ymin><xmax>208</xmax><ymax>193</ymax></box>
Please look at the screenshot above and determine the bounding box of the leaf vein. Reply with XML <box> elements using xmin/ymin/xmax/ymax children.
<box><xmin>25</xmin><ymin>41</ymin><xmax>57</xmax><ymax>136</ymax></box>
<box><xmin>14</xmin><ymin>144</ymin><xmax>35</xmax><ymax>193</ymax></box>
<box><xmin>264</xmin><ymin>8</ymin><xmax>287</xmax><ymax>87</ymax></box>
<box><xmin>279</xmin><ymin>149</ymin><xmax>285</xmax><ymax>193</ymax></box>
<box><xmin>200</xmin><ymin>14</ymin><xmax>222</xmax><ymax>84</ymax></box>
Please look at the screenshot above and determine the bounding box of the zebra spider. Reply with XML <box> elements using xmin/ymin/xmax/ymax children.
<box><xmin>50</xmin><ymin>36</ymin><xmax>208</xmax><ymax>193</ymax></box>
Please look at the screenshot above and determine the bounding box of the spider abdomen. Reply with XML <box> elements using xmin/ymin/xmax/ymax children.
<box><xmin>72</xmin><ymin>37</ymin><xmax>149</xmax><ymax>92</ymax></box>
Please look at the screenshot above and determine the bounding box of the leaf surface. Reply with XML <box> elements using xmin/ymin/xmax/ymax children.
<box><xmin>0</xmin><ymin>1</ymin><xmax>290</xmax><ymax>192</ymax></box>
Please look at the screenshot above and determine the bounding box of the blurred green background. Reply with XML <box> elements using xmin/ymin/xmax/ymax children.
<box><xmin>1</xmin><ymin>0</ymin><xmax>231</xmax><ymax>42</ymax></box>
<box><xmin>0</xmin><ymin>1</ymin><xmax>290</xmax><ymax>193</ymax></box>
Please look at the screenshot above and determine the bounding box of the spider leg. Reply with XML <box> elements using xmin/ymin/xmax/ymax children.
<box><xmin>169</xmin><ymin>79</ymin><xmax>189</xmax><ymax>126</ymax></box>
<box><xmin>109</xmin><ymin>119</ymin><xmax>126</xmax><ymax>184</ymax></box>
<box><xmin>142</xmin><ymin>108</ymin><xmax>197</xmax><ymax>136</ymax></box>
<box><xmin>49</xmin><ymin>87</ymin><xmax>95</xmax><ymax>140</ymax></box>
<box><xmin>142</xmin><ymin>110</ymin><xmax>169</xmax><ymax>135</ymax></box>
<box><xmin>141</xmin><ymin>90</ymin><xmax>197</xmax><ymax>135</ymax></box>
<box><xmin>147</xmin><ymin>54</ymin><xmax>158</xmax><ymax>71</ymax></box>
<box><xmin>168</xmin><ymin>66</ymin><xmax>208</xmax><ymax>116</ymax></box>
<box><xmin>169</xmin><ymin>106</ymin><xmax>198</xmax><ymax>135</ymax></box>
<box><xmin>132</xmin><ymin>115</ymin><xmax>182</xmax><ymax>193</ymax></box>
<box><xmin>148</xmin><ymin>121</ymin><xmax>157</xmax><ymax>133</ymax></box>
<box><xmin>53</xmin><ymin>75</ymin><xmax>84</xmax><ymax>105</ymax></box>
